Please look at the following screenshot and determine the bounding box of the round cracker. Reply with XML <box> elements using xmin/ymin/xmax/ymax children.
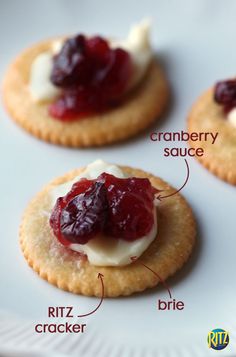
<box><xmin>20</xmin><ymin>166</ymin><xmax>196</xmax><ymax>297</ymax></box>
<box><xmin>3</xmin><ymin>38</ymin><xmax>169</xmax><ymax>147</ymax></box>
<box><xmin>188</xmin><ymin>88</ymin><xmax>236</xmax><ymax>185</ymax></box>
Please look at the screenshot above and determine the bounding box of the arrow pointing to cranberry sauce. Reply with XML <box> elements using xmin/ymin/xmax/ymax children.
<box><xmin>156</xmin><ymin>159</ymin><xmax>189</xmax><ymax>201</ymax></box>
<box><xmin>130</xmin><ymin>257</ymin><xmax>172</xmax><ymax>299</ymax></box>
<box><xmin>77</xmin><ymin>273</ymin><xmax>104</xmax><ymax>317</ymax></box>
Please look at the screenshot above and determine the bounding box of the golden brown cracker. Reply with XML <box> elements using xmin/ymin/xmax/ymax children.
<box><xmin>188</xmin><ymin>88</ymin><xmax>236</xmax><ymax>185</ymax></box>
<box><xmin>3</xmin><ymin>39</ymin><xmax>169</xmax><ymax>147</ymax></box>
<box><xmin>20</xmin><ymin>166</ymin><xmax>196</xmax><ymax>297</ymax></box>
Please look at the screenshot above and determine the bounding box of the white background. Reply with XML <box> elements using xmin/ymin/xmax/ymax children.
<box><xmin>0</xmin><ymin>1</ymin><xmax>236</xmax><ymax>356</ymax></box>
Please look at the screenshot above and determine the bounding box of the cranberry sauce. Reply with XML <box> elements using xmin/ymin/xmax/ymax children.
<box><xmin>214</xmin><ymin>79</ymin><xmax>236</xmax><ymax>113</ymax></box>
<box><xmin>50</xmin><ymin>173</ymin><xmax>158</xmax><ymax>245</ymax></box>
<box><xmin>49</xmin><ymin>35</ymin><xmax>132</xmax><ymax>119</ymax></box>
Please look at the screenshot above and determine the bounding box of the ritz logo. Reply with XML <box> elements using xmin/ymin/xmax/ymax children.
<box><xmin>208</xmin><ymin>328</ymin><xmax>229</xmax><ymax>350</ymax></box>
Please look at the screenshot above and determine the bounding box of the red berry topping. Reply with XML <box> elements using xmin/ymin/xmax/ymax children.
<box><xmin>214</xmin><ymin>79</ymin><xmax>236</xmax><ymax>113</ymax></box>
<box><xmin>101</xmin><ymin>173</ymin><xmax>156</xmax><ymax>241</ymax></box>
<box><xmin>60</xmin><ymin>182</ymin><xmax>108</xmax><ymax>244</ymax></box>
<box><xmin>50</xmin><ymin>173</ymin><xmax>158</xmax><ymax>245</ymax></box>
<box><xmin>49</xmin><ymin>35</ymin><xmax>132</xmax><ymax>120</ymax></box>
<box><xmin>49</xmin><ymin>178</ymin><xmax>94</xmax><ymax>245</ymax></box>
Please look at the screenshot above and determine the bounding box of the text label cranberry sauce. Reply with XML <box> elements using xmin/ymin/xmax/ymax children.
<box><xmin>150</xmin><ymin>131</ymin><xmax>218</xmax><ymax>157</ymax></box>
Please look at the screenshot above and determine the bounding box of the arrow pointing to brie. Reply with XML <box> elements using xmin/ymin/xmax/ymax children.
<box><xmin>130</xmin><ymin>257</ymin><xmax>172</xmax><ymax>299</ymax></box>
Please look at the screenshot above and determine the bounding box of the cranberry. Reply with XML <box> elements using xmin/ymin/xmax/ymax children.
<box><xmin>50</xmin><ymin>173</ymin><xmax>158</xmax><ymax>245</ymax></box>
<box><xmin>214</xmin><ymin>79</ymin><xmax>236</xmax><ymax>113</ymax></box>
<box><xmin>49</xmin><ymin>87</ymin><xmax>107</xmax><ymax>120</ymax></box>
<box><xmin>100</xmin><ymin>173</ymin><xmax>156</xmax><ymax>241</ymax></box>
<box><xmin>50</xmin><ymin>35</ymin><xmax>89</xmax><ymax>87</ymax></box>
<box><xmin>85</xmin><ymin>36</ymin><xmax>110</xmax><ymax>63</ymax></box>
<box><xmin>49</xmin><ymin>35</ymin><xmax>132</xmax><ymax>120</ymax></box>
<box><xmin>60</xmin><ymin>182</ymin><xmax>108</xmax><ymax>244</ymax></box>
<box><xmin>50</xmin><ymin>178</ymin><xmax>94</xmax><ymax>245</ymax></box>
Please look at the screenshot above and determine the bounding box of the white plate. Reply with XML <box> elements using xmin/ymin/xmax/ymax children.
<box><xmin>0</xmin><ymin>0</ymin><xmax>236</xmax><ymax>356</ymax></box>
